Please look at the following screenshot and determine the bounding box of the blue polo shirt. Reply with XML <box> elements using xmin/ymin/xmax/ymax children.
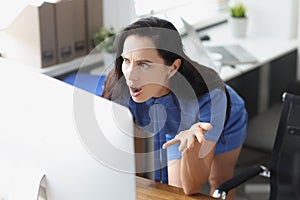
<box><xmin>128</xmin><ymin>84</ymin><xmax>247</xmax><ymax>160</ymax></box>
<box><xmin>114</xmin><ymin>84</ymin><xmax>247</xmax><ymax>183</ymax></box>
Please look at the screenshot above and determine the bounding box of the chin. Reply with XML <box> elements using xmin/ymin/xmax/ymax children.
<box><xmin>131</xmin><ymin>95</ymin><xmax>151</xmax><ymax>103</ymax></box>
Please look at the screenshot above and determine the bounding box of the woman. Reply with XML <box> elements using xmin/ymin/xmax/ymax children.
<box><xmin>102</xmin><ymin>17</ymin><xmax>247</xmax><ymax>199</ymax></box>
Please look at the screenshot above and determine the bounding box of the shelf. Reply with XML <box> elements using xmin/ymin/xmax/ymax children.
<box><xmin>40</xmin><ymin>51</ymin><xmax>104</xmax><ymax>77</ymax></box>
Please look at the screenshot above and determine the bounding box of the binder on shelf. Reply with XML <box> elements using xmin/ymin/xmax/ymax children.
<box><xmin>85</xmin><ymin>0</ymin><xmax>103</xmax><ymax>52</ymax></box>
<box><xmin>72</xmin><ymin>0</ymin><xmax>88</xmax><ymax>58</ymax></box>
<box><xmin>39</xmin><ymin>3</ymin><xmax>57</xmax><ymax>68</ymax></box>
<box><xmin>55</xmin><ymin>1</ymin><xmax>75</xmax><ymax>64</ymax></box>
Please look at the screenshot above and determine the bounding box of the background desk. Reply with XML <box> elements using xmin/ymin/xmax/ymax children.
<box><xmin>201</xmin><ymin>23</ymin><xmax>298</xmax><ymax>118</ymax></box>
<box><xmin>136</xmin><ymin>177</ymin><xmax>218</xmax><ymax>200</ymax></box>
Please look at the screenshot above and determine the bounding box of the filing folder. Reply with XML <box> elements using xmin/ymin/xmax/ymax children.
<box><xmin>38</xmin><ymin>3</ymin><xmax>57</xmax><ymax>68</ymax></box>
<box><xmin>85</xmin><ymin>0</ymin><xmax>103</xmax><ymax>52</ymax></box>
<box><xmin>55</xmin><ymin>1</ymin><xmax>75</xmax><ymax>64</ymax></box>
<box><xmin>72</xmin><ymin>0</ymin><xmax>88</xmax><ymax>58</ymax></box>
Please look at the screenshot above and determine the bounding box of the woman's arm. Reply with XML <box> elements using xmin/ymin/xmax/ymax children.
<box><xmin>180</xmin><ymin>139</ymin><xmax>216</xmax><ymax>195</ymax></box>
<box><xmin>163</xmin><ymin>123</ymin><xmax>216</xmax><ymax>195</ymax></box>
<box><xmin>179</xmin><ymin>87</ymin><xmax>228</xmax><ymax>194</ymax></box>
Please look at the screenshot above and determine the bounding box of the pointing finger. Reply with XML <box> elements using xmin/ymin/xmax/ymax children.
<box><xmin>162</xmin><ymin>138</ymin><xmax>180</xmax><ymax>149</ymax></box>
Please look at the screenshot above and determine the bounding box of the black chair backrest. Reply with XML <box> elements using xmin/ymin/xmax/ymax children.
<box><xmin>270</xmin><ymin>93</ymin><xmax>300</xmax><ymax>200</ymax></box>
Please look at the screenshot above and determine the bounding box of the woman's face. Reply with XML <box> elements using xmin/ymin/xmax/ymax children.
<box><xmin>121</xmin><ymin>35</ymin><xmax>179</xmax><ymax>103</ymax></box>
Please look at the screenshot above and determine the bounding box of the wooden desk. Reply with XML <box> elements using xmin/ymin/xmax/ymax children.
<box><xmin>136</xmin><ymin>177</ymin><xmax>219</xmax><ymax>200</ymax></box>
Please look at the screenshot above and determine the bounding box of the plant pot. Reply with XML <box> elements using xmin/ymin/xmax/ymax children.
<box><xmin>229</xmin><ymin>17</ymin><xmax>248</xmax><ymax>38</ymax></box>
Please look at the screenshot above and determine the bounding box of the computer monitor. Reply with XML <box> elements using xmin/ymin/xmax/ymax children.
<box><xmin>180</xmin><ymin>17</ymin><xmax>222</xmax><ymax>72</ymax></box>
<box><xmin>0</xmin><ymin>58</ymin><xmax>136</xmax><ymax>200</ymax></box>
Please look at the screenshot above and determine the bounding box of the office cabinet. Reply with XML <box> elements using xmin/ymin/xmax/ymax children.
<box><xmin>226</xmin><ymin>49</ymin><xmax>298</xmax><ymax>119</ymax></box>
<box><xmin>269</xmin><ymin>50</ymin><xmax>297</xmax><ymax>106</ymax></box>
<box><xmin>226</xmin><ymin>68</ymin><xmax>260</xmax><ymax>119</ymax></box>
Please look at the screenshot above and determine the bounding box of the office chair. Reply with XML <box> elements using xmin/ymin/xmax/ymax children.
<box><xmin>213</xmin><ymin>92</ymin><xmax>300</xmax><ymax>200</ymax></box>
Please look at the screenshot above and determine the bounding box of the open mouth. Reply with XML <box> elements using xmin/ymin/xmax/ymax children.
<box><xmin>130</xmin><ymin>86</ymin><xmax>143</xmax><ymax>97</ymax></box>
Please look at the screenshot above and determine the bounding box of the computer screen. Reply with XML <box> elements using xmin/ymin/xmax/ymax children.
<box><xmin>0</xmin><ymin>58</ymin><xmax>136</xmax><ymax>200</ymax></box>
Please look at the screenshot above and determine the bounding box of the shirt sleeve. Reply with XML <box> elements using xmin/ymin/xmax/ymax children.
<box><xmin>198</xmin><ymin>88</ymin><xmax>227</xmax><ymax>142</ymax></box>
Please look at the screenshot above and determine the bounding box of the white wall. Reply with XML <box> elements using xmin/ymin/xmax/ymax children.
<box><xmin>102</xmin><ymin>0</ymin><xmax>138</xmax><ymax>31</ymax></box>
<box><xmin>241</xmin><ymin>0</ymin><xmax>300</xmax><ymax>80</ymax></box>
<box><xmin>244</xmin><ymin>0</ymin><xmax>298</xmax><ymax>39</ymax></box>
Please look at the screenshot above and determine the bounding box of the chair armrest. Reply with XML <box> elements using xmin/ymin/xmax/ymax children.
<box><xmin>212</xmin><ymin>165</ymin><xmax>266</xmax><ymax>199</ymax></box>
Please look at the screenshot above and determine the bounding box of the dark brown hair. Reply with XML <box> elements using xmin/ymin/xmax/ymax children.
<box><xmin>101</xmin><ymin>17</ymin><xmax>231</xmax><ymax>126</ymax></box>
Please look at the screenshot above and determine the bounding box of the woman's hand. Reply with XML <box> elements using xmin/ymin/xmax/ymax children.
<box><xmin>162</xmin><ymin>122</ymin><xmax>212</xmax><ymax>152</ymax></box>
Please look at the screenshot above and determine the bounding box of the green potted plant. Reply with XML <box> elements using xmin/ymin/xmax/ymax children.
<box><xmin>92</xmin><ymin>27</ymin><xmax>116</xmax><ymax>53</ymax></box>
<box><xmin>231</xmin><ymin>2</ymin><xmax>246</xmax><ymax>18</ymax></box>
<box><xmin>92</xmin><ymin>27</ymin><xmax>116</xmax><ymax>67</ymax></box>
<box><xmin>229</xmin><ymin>2</ymin><xmax>248</xmax><ymax>37</ymax></box>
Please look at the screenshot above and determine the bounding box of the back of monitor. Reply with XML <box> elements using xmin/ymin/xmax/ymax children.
<box><xmin>0</xmin><ymin>58</ymin><xmax>136</xmax><ymax>200</ymax></box>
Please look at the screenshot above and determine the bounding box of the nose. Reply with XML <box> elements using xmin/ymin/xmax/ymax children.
<box><xmin>124</xmin><ymin>63</ymin><xmax>139</xmax><ymax>82</ymax></box>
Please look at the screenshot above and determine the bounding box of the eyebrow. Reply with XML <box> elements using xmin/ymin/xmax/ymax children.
<box><xmin>122</xmin><ymin>56</ymin><xmax>153</xmax><ymax>63</ymax></box>
<box><xmin>136</xmin><ymin>59</ymin><xmax>153</xmax><ymax>63</ymax></box>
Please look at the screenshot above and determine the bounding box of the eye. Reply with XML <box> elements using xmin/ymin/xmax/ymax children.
<box><xmin>123</xmin><ymin>58</ymin><xmax>130</xmax><ymax>64</ymax></box>
<box><xmin>140</xmin><ymin>63</ymin><xmax>150</xmax><ymax>69</ymax></box>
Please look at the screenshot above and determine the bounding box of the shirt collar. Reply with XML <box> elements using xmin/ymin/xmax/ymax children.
<box><xmin>144</xmin><ymin>92</ymin><xmax>174</xmax><ymax>107</ymax></box>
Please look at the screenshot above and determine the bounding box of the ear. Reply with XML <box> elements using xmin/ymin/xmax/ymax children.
<box><xmin>168</xmin><ymin>58</ymin><xmax>181</xmax><ymax>78</ymax></box>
